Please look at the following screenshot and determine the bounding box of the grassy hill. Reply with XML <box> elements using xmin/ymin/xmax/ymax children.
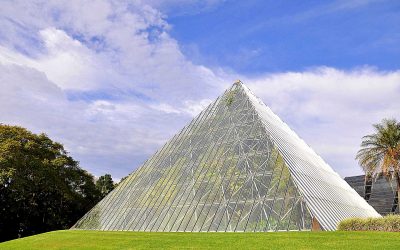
<box><xmin>1</xmin><ymin>230</ymin><xmax>400</xmax><ymax>249</ymax></box>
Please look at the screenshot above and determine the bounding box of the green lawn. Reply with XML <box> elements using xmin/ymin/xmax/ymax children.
<box><xmin>1</xmin><ymin>230</ymin><xmax>400</xmax><ymax>250</ymax></box>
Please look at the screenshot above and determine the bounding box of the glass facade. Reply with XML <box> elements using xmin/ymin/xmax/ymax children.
<box><xmin>73</xmin><ymin>83</ymin><xmax>312</xmax><ymax>232</ymax></box>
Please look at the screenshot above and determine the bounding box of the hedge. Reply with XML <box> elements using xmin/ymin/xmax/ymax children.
<box><xmin>338</xmin><ymin>214</ymin><xmax>400</xmax><ymax>232</ymax></box>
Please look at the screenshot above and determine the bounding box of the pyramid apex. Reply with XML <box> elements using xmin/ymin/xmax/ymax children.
<box><xmin>233</xmin><ymin>79</ymin><xmax>243</xmax><ymax>86</ymax></box>
<box><xmin>233</xmin><ymin>79</ymin><xmax>244</xmax><ymax>87</ymax></box>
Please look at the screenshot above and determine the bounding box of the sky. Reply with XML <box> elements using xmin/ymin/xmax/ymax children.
<box><xmin>0</xmin><ymin>0</ymin><xmax>399</xmax><ymax>180</ymax></box>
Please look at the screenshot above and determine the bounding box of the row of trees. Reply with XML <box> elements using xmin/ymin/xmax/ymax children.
<box><xmin>0</xmin><ymin>125</ymin><xmax>115</xmax><ymax>242</ymax></box>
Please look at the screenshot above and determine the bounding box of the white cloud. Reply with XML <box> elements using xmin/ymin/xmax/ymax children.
<box><xmin>0</xmin><ymin>0</ymin><xmax>224</xmax><ymax>98</ymax></box>
<box><xmin>0</xmin><ymin>62</ymin><xmax>190</xmax><ymax>177</ymax></box>
<box><xmin>182</xmin><ymin>99</ymin><xmax>213</xmax><ymax>116</ymax></box>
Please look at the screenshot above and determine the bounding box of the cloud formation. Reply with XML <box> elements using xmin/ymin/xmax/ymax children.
<box><xmin>0</xmin><ymin>0</ymin><xmax>399</xmax><ymax>180</ymax></box>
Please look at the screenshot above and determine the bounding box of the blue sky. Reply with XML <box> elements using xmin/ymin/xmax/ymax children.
<box><xmin>0</xmin><ymin>0</ymin><xmax>399</xmax><ymax>180</ymax></box>
<box><xmin>168</xmin><ymin>0</ymin><xmax>400</xmax><ymax>73</ymax></box>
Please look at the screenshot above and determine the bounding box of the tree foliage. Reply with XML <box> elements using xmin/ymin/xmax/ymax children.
<box><xmin>0</xmin><ymin>124</ymin><xmax>101</xmax><ymax>242</ymax></box>
<box><xmin>356</xmin><ymin>119</ymin><xmax>400</xmax><ymax>177</ymax></box>
<box><xmin>96</xmin><ymin>174</ymin><xmax>115</xmax><ymax>198</ymax></box>
<box><xmin>356</xmin><ymin>118</ymin><xmax>400</xmax><ymax>209</ymax></box>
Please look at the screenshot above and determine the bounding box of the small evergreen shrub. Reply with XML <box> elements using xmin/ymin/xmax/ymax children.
<box><xmin>338</xmin><ymin>215</ymin><xmax>400</xmax><ymax>232</ymax></box>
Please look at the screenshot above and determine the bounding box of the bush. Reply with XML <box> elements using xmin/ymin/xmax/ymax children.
<box><xmin>338</xmin><ymin>215</ymin><xmax>400</xmax><ymax>232</ymax></box>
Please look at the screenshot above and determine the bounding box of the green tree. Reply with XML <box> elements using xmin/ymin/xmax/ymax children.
<box><xmin>0</xmin><ymin>124</ymin><xmax>101</xmax><ymax>242</ymax></box>
<box><xmin>96</xmin><ymin>174</ymin><xmax>115</xmax><ymax>198</ymax></box>
<box><xmin>356</xmin><ymin>119</ymin><xmax>400</xmax><ymax>207</ymax></box>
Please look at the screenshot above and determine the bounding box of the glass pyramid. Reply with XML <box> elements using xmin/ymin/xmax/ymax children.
<box><xmin>73</xmin><ymin>82</ymin><xmax>380</xmax><ymax>232</ymax></box>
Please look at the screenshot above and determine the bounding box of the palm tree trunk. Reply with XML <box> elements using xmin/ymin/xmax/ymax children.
<box><xmin>396</xmin><ymin>172</ymin><xmax>400</xmax><ymax>212</ymax></box>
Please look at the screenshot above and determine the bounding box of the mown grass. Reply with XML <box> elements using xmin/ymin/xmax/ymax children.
<box><xmin>1</xmin><ymin>230</ymin><xmax>400</xmax><ymax>249</ymax></box>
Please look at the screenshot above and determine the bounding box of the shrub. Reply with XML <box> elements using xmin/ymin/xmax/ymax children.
<box><xmin>338</xmin><ymin>215</ymin><xmax>400</xmax><ymax>232</ymax></box>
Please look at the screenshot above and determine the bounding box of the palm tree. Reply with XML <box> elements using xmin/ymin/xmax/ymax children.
<box><xmin>356</xmin><ymin>119</ymin><xmax>400</xmax><ymax>210</ymax></box>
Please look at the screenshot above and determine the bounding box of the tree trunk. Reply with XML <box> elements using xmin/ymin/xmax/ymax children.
<box><xmin>396</xmin><ymin>172</ymin><xmax>400</xmax><ymax>212</ymax></box>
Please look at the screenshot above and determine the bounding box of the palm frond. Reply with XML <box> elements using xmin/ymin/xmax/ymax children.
<box><xmin>356</xmin><ymin>118</ymin><xmax>400</xmax><ymax>180</ymax></box>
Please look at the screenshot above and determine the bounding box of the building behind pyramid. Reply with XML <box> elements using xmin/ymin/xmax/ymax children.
<box><xmin>73</xmin><ymin>82</ymin><xmax>380</xmax><ymax>232</ymax></box>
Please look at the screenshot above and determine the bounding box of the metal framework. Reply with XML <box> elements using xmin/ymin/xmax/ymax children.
<box><xmin>73</xmin><ymin>82</ymin><xmax>380</xmax><ymax>232</ymax></box>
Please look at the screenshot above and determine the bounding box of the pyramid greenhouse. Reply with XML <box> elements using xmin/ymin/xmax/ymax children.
<box><xmin>73</xmin><ymin>81</ymin><xmax>380</xmax><ymax>232</ymax></box>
